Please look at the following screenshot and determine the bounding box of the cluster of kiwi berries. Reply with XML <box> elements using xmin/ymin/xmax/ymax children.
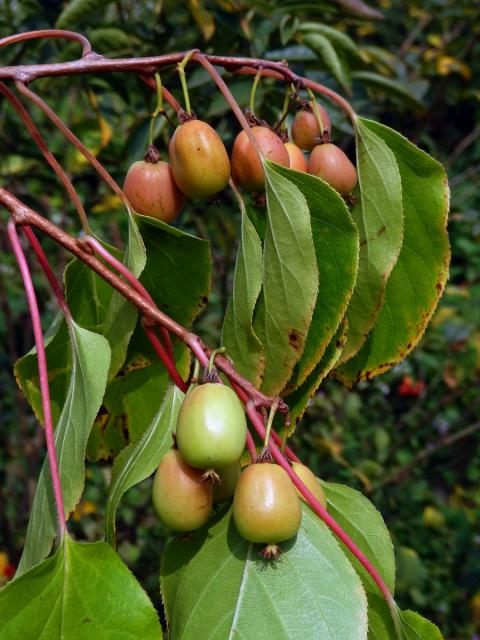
<box><xmin>152</xmin><ymin>382</ymin><xmax>327</xmax><ymax>557</ymax></box>
<box><xmin>123</xmin><ymin>99</ymin><xmax>357</xmax><ymax>223</ymax></box>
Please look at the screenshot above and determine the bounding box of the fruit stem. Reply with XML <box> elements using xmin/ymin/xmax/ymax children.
<box><xmin>263</xmin><ymin>397</ymin><xmax>279</xmax><ymax>448</ymax></box>
<box><xmin>0</xmin><ymin>81</ymin><xmax>91</xmax><ymax>235</ymax></box>
<box><xmin>246</xmin><ymin>430</ymin><xmax>257</xmax><ymax>463</ymax></box>
<box><xmin>148</xmin><ymin>72</ymin><xmax>164</xmax><ymax>146</ymax></box>
<box><xmin>177</xmin><ymin>49</ymin><xmax>198</xmax><ymax>115</ymax></box>
<box><xmin>7</xmin><ymin>220</ymin><xmax>67</xmax><ymax>537</ymax></box>
<box><xmin>249</xmin><ymin>65</ymin><xmax>263</xmax><ymax>115</ymax></box>
<box><xmin>245</xmin><ymin>401</ymin><xmax>396</xmax><ymax>615</ymax></box>
<box><xmin>22</xmin><ymin>226</ymin><xmax>72</xmax><ymax>320</ymax></box>
<box><xmin>207</xmin><ymin>346</ymin><xmax>226</xmax><ymax>376</ymax></box>
<box><xmin>306</xmin><ymin>87</ymin><xmax>325</xmax><ymax>137</ymax></box>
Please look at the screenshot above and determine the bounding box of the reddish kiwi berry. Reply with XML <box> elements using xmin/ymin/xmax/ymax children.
<box><xmin>231</xmin><ymin>126</ymin><xmax>290</xmax><ymax>192</ymax></box>
<box><xmin>232</xmin><ymin>463</ymin><xmax>302</xmax><ymax>553</ymax></box>
<box><xmin>308</xmin><ymin>143</ymin><xmax>357</xmax><ymax>195</ymax></box>
<box><xmin>213</xmin><ymin>462</ymin><xmax>241</xmax><ymax>504</ymax></box>
<box><xmin>123</xmin><ymin>149</ymin><xmax>183</xmax><ymax>222</ymax></box>
<box><xmin>291</xmin><ymin>101</ymin><xmax>331</xmax><ymax>151</ymax></box>
<box><xmin>168</xmin><ymin>119</ymin><xmax>230</xmax><ymax>198</ymax></box>
<box><xmin>152</xmin><ymin>449</ymin><xmax>213</xmax><ymax>531</ymax></box>
<box><xmin>284</xmin><ymin>142</ymin><xmax>308</xmax><ymax>173</ymax></box>
<box><xmin>291</xmin><ymin>462</ymin><xmax>327</xmax><ymax>509</ymax></box>
<box><xmin>175</xmin><ymin>383</ymin><xmax>247</xmax><ymax>470</ymax></box>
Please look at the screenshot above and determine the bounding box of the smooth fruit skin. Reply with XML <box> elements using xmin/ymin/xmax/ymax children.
<box><xmin>123</xmin><ymin>160</ymin><xmax>183</xmax><ymax>222</ymax></box>
<box><xmin>308</xmin><ymin>143</ymin><xmax>358</xmax><ymax>195</ymax></box>
<box><xmin>291</xmin><ymin>462</ymin><xmax>327</xmax><ymax>508</ymax></box>
<box><xmin>176</xmin><ymin>383</ymin><xmax>247</xmax><ymax>470</ymax></box>
<box><xmin>284</xmin><ymin>142</ymin><xmax>308</xmax><ymax>173</ymax></box>
<box><xmin>291</xmin><ymin>102</ymin><xmax>331</xmax><ymax>151</ymax></box>
<box><xmin>152</xmin><ymin>449</ymin><xmax>213</xmax><ymax>531</ymax></box>
<box><xmin>233</xmin><ymin>463</ymin><xmax>302</xmax><ymax>544</ymax></box>
<box><xmin>168</xmin><ymin>120</ymin><xmax>230</xmax><ymax>198</ymax></box>
<box><xmin>231</xmin><ymin>126</ymin><xmax>290</xmax><ymax>192</ymax></box>
<box><xmin>213</xmin><ymin>462</ymin><xmax>241</xmax><ymax>503</ymax></box>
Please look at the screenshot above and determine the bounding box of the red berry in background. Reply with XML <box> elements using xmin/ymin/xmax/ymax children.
<box><xmin>169</xmin><ymin>119</ymin><xmax>231</xmax><ymax>198</ymax></box>
<box><xmin>291</xmin><ymin>101</ymin><xmax>331</xmax><ymax>151</ymax></box>
<box><xmin>308</xmin><ymin>143</ymin><xmax>358</xmax><ymax>196</ymax></box>
<box><xmin>284</xmin><ymin>141</ymin><xmax>308</xmax><ymax>173</ymax></box>
<box><xmin>123</xmin><ymin>146</ymin><xmax>183</xmax><ymax>222</ymax></box>
<box><xmin>398</xmin><ymin>376</ymin><xmax>426</xmax><ymax>397</ymax></box>
<box><xmin>231</xmin><ymin>125</ymin><xmax>290</xmax><ymax>192</ymax></box>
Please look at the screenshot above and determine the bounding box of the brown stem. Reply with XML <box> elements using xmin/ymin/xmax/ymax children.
<box><xmin>0</xmin><ymin>188</ymin><xmax>283</xmax><ymax>412</ymax></box>
<box><xmin>0</xmin><ymin>81</ymin><xmax>90</xmax><ymax>233</ymax></box>
<box><xmin>0</xmin><ymin>29</ymin><xmax>92</xmax><ymax>57</ymax></box>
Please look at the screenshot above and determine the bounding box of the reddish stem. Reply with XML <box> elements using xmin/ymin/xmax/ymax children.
<box><xmin>143</xmin><ymin>324</ymin><xmax>188</xmax><ymax>392</ymax></box>
<box><xmin>0</xmin><ymin>81</ymin><xmax>90</xmax><ymax>233</ymax></box>
<box><xmin>245</xmin><ymin>402</ymin><xmax>393</xmax><ymax>607</ymax></box>
<box><xmin>246</xmin><ymin>430</ymin><xmax>257</xmax><ymax>463</ymax></box>
<box><xmin>0</xmin><ymin>29</ymin><xmax>92</xmax><ymax>57</ymax></box>
<box><xmin>22</xmin><ymin>226</ymin><xmax>72</xmax><ymax>320</ymax></box>
<box><xmin>83</xmin><ymin>236</ymin><xmax>174</xmax><ymax>360</ymax></box>
<box><xmin>7</xmin><ymin>221</ymin><xmax>67</xmax><ymax>535</ymax></box>
<box><xmin>15</xmin><ymin>81</ymin><xmax>130</xmax><ymax>208</ymax></box>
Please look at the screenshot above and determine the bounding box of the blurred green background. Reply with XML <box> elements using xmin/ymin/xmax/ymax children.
<box><xmin>0</xmin><ymin>1</ymin><xmax>479</xmax><ymax>638</ymax></box>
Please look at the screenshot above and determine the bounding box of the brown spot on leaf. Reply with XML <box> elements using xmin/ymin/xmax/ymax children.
<box><xmin>377</xmin><ymin>225</ymin><xmax>386</xmax><ymax>237</ymax></box>
<box><xmin>202</xmin><ymin>296</ymin><xmax>209</xmax><ymax>304</ymax></box>
<box><xmin>435</xmin><ymin>282</ymin><xmax>443</xmax><ymax>291</ymax></box>
<box><xmin>288</xmin><ymin>329</ymin><xmax>300</xmax><ymax>348</ymax></box>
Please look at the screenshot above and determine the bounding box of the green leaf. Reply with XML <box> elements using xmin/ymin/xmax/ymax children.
<box><xmin>14</xmin><ymin>314</ymin><xmax>69</xmax><ymax>426</ymax></box>
<box><xmin>353</xmin><ymin>72</ymin><xmax>425</xmax><ymax>110</ymax></box>
<box><xmin>0</xmin><ymin>536</ymin><xmax>162</xmax><ymax>639</ymax></box>
<box><xmin>321</xmin><ymin>480</ymin><xmax>395</xmax><ymax>593</ymax></box>
<box><xmin>222</xmin><ymin>199</ymin><xmax>265</xmax><ymax>387</ymax></box>
<box><xmin>336</xmin><ymin>120</ymin><xmax>450</xmax><ymax>384</ymax></box>
<box><xmin>17</xmin><ymin>321</ymin><xmax>110</xmax><ymax>576</ymax></box>
<box><xmin>283</xmin><ymin>320</ymin><xmax>348</xmax><ymax>426</ymax></box>
<box><xmin>56</xmin><ymin>0</ymin><xmax>114</xmax><ymax>29</ymax></box>
<box><xmin>337</xmin><ymin>117</ymin><xmax>404</xmax><ymax>367</ymax></box>
<box><xmin>255</xmin><ymin>161</ymin><xmax>319</xmax><ymax>396</ymax></box>
<box><xmin>298</xmin><ymin>23</ymin><xmax>361</xmax><ymax>58</ymax></box>
<box><xmin>270</xmin><ymin>166</ymin><xmax>358</xmax><ymax>392</ymax></box>
<box><xmin>105</xmin><ymin>385</ymin><xmax>184</xmax><ymax>546</ymax></box>
<box><xmin>302</xmin><ymin>32</ymin><xmax>352</xmax><ymax>92</ymax></box>
<box><xmin>400</xmin><ymin>610</ymin><xmax>444</xmax><ymax>639</ymax></box>
<box><xmin>89</xmin><ymin>28</ymin><xmax>136</xmax><ymax>54</ymax></box>
<box><xmin>137</xmin><ymin>214</ymin><xmax>211</xmax><ymax>327</ymax></box>
<box><xmin>161</xmin><ymin>505</ymin><xmax>367</xmax><ymax>639</ymax></box>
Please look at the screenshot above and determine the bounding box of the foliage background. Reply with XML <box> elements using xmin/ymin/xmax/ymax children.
<box><xmin>0</xmin><ymin>1</ymin><xmax>479</xmax><ymax>638</ymax></box>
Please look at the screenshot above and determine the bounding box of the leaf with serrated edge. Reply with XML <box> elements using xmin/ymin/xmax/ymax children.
<box><xmin>137</xmin><ymin>214</ymin><xmax>211</xmax><ymax>327</ymax></box>
<box><xmin>336</xmin><ymin>120</ymin><xmax>450</xmax><ymax>385</ymax></box>
<box><xmin>400</xmin><ymin>610</ymin><xmax>444</xmax><ymax>639</ymax></box>
<box><xmin>271</xmin><ymin>165</ymin><xmax>358</xmax><ymax>392</ymax></box>
<box><xmin>255</xmin><ymin>161</ymin><xmax>319</xmax><ymax>397</ymax></box>
<box><xmin>321</xmin><ymin>480</ymin><xmax>395</xmax><ymax>594</ymax></box>
<box><xmin>284</xmin><ymin>320</ymin><xmax>348</xmax><ymax>428</ymax></box>
<box><xmin>161</xmin><ymin>505</ymin><xmax>367</xmax><ymax>640</ymax></box>
<box><xmin>337</xmin><ymin>117</ymin><xmax>404</xmax><ymax>366</ymax></box>
<box><xmin>0</xmin><ymin>536</ymin><xmax>162</xmax><ymax>639</ymax></box>
<box><xmin>104</xmin><ymin>385</ymin><xmax>184</xmax><ymax>546</ymax></box>
<box><xmin>222</xmin><ymin>199</ymin><xmax>265</xmax><ymax>387</ymax></box>
<box><xmin>17</xmin><ymin>321</ymin><xmax>110</xmax><ymax>576</ymax></box>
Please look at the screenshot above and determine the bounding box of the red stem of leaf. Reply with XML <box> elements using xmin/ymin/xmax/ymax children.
<box><xmin>7</xmin><ymin>221</ymin><xmax>67</xmax><ymax>536</ymax></box>
<box><xmin>0</xmin><ymin>28</ymin><xmax>92</xmax><ymax>56</ymax></box>
<box><xmin>22</xmin><ymin>226</ymin><xmax>72</xmax><ymax>320</ymax></box>
<box><xmin>245</xmin><ymin>402</ymin><xmax>393</xmax><ymax>607</ymax></box>
<box><xmin>143</xmin><ymin>324</ymin><xmax>188</xmax><ymax>393</ymax></box>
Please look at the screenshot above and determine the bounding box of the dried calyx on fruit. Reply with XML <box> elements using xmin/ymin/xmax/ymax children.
<box><xmin>291</xmin><ymin>100</ymin><xmax>331</xmax><ymax>151</ymax></box>
<box><xmin>308</xmin><ymin>143</ymin><xmax>357</xmax><ymax>196</ymax></box>
<box><xmin>123</xmin><ymin>144</ymin><xmax>183</xmax><ymax>222</ymax></box>
<box><xmin>169</xmin><ymin>116</ymin><xmax>231</xmax><ymax>198</ymax></box>
<box><xmin>175</xmin><ymin>382</ymin><xmax>247</xmax><ymax>471</ymax></box>
<box><xmin>231</xmin><ymin>124</ymin><xmax>290</xmax><ymax>192</ymax></box>
<box><xmin>232</xmin><ymin>462</ymin><xmax>302</xmax><ymax>558</ymax></box>
<box><xmin>152</xmin><ymin>449</ymin><xmax>213</xmax><ymax>531</ymax></box>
